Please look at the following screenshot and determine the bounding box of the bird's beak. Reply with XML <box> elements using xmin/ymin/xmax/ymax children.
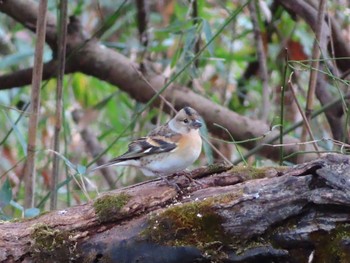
<box><xmin>191</xmin><ymin>119</ymin><xmax>202</xmax><ymax>129</ymax></box>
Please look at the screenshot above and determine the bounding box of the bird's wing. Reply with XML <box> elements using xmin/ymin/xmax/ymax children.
<box><xmin>114</xmin><ymin>135</ymin><xmax>180</xmax><ymax>161</ymax></box>
<box><xmin>90</xmin><ymin>126</ymin><xmax>181</xmax><ymax>172</ymax></box>
<box><xmin>90</xmin><ymin>136</ymin><xmax>178</xmax><ymax>171</ymax></box>
<box><xmin>113</xmin><ymin>123</ymin><xmax>181</xmax><ymax>161</ymax></box>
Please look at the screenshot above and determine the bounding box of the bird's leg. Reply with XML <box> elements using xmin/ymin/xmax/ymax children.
<box><xmin>182</xmin><ymin>169</ymin><xmax>205</xmax><ymax>187</ymax></box>
<box><xmin>156</xmin><ymin>173</ymin><xmax>182</xmax><ymax>192</ymax></box>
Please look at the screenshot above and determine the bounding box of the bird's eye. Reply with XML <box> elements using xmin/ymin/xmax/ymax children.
<box><xmin>183</xmin><ymin>118</ymin><xmax>189</xmax><ymax>124</ymax></box>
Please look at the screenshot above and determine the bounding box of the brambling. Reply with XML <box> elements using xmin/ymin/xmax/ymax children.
<box><xmin>92</xmin><ymin>107</ymin><xmax>203</xmax><ymax>183</ymax></box>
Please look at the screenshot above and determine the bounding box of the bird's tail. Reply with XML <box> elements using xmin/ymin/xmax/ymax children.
<box><xmin>89</xmin><ymin>159</ymin><xmax>122</xmax><ymax>172</ymax></box>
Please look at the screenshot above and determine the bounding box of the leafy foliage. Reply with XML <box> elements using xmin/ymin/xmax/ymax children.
<box><xmin>0</xmin><ymin>0</ymin><xmax>349</xmax><ymax>218</ymax></box>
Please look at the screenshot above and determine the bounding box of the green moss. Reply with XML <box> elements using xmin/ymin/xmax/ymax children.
<box><xmin>309</xmin><ymin>225</ymin><xmax>350</xmax><ymax>263</ymax></box>
<box><xmin>143</xmin><ymin>196</ymin><xmax>234</xmax><ymax>260</ymax></box>
<box><xmin>206</xmin><ymin>163</ymin><xmax>233</xmax><ymax>174</ymax></box>
<box><xmin>93</xmin><ymin>192</ymin><xmax>131</xmax><ymax>223</ymax></box>
<box><xmin>229</xmin><ymin>166</ymin><xmax>284</xmax><ymax>179</ymax></box>
<box><xmin>30</xmin><ymin>223</ymin><xmax>79</xmax><ymax>262</ymax></box>
<box><xmin>142</xmin><ymin>190</ymin><xmax>285</xmax><ymax>260</ymax></box>
<box><xmin>270</xmin><ymin>220</ymin><xmax>350</xmax><ymax>262</ymax></box>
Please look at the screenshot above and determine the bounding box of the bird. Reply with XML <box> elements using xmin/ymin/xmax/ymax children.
<box><xmin>91</xmin><ymin>107</ymin><xmax>203</xmax><ymax>184</ymax></box>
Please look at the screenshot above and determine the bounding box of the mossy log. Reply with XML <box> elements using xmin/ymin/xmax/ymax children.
<box><xmin>1</xmin><ymin>154</ymin><xmax>350</xmax><ymax>262</ymax></box>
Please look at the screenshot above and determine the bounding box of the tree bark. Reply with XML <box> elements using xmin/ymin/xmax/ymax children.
<box><xmin>1</xmin><ymin>154</ymin><xmax>350</xmax><ymax>262</ymax></box>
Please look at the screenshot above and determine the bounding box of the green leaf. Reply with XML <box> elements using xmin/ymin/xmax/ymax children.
<box><xmin>183</xmin><ymin>27</ymin><xmax>197</xmax><ymax>55</ymax></box>
<box><xmin>3</xmin><ymin>110</ymin><xmax>27</xmax><ymax>155</ymax></box>
<box><xmin>73</xmin><ymin>0</ymin><xmax>84</xmax><ymax>16</ymax></box>
<box><xmin>47</xmin><ymin>150</ymin><xmax>76</xmax><ymax>171</ymax></box>
<box><xmin>9</xmin><ymin>200</ymin><xmax>23</xmax><ymax>211</ymax></box>
<box><xmin>202</xmin><ymin>19</ymin><xmax>214</xmax><ymax>56</ymax></box>
<box><xmin>0</xmin><ymin>178</ymin><xmax>12</xmax><ymax>209</ymax></box>
<box><xmin>170</xmin><ymin>42</ymin><xmax>183</xmax><ymax>68</ymax></box>
<box><xmin>0</xmin><ymin>212</ymin><xmax>10</xmax><ymax>221</ymax></box>
<box><xmin>77</xmin><ymin>164</ymin><xmax>87</xmax><ymax>175</ymax></box>
<box><xmin>0</xmin><ymin>51</ymin><xmax>34</xmax><ymax>69</ymax></box>
<box><xmin>24</xmin><ymin>207</ymin><xmax>40</xmax><ymax>218</ymax></box>
<box><xmin>93</xmin><ymin>91</ymin><xmax>118</xmax><ymax>110</ymax></box>
<box><xmin>92</xmin><ymin>0</ymin><xmax>129</xmax><ymax>39</ymax></box>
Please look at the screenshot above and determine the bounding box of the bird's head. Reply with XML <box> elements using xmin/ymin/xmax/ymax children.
<box><xmin>169</xmin><ymin>107</ymin><xmax>202</xmax><ymax>134</ymax></box>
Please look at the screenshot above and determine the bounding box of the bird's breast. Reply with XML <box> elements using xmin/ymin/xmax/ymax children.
<box><xmin>140</xmin><ymin>130</ymin><xmax>202</xmax><ymax>175</ymax></box>
<box><xmin>176</xmin><ymin>130</ymin><xmax>202</xmax><ymax>160</ymax></box>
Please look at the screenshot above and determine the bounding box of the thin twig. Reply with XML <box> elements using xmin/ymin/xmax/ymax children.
<box><xmin>341</xmin><ymin>68</ymin><xmax>350</xmax><ymax>79</ymax></box>
<box><xmin>72</xmin><ymin>109</ymin><xmax>117</xmax><ymax>189</ymax></box>
<box><xmin>132</xmin><ymin>65</ymin><xmax>177</xmax><ymax>113</ymax></box>
<box><xmin>191</xmin><ymin>0</ymin><xmax>200</xmax><ymax>68</ymax></box>
<box><xmin>233</xmin><ymin>93</ymin><xmax>350</xmax><ymax>165</ymax></box>
<box><xmin>325</xmin><ymin>8</ymin><xmax>340</xmax><ymax>80</ymax></box>
<box><xmin>264</xmin><ymin>137</ymin><xmax>350</xmax><ymax>148</ymax></box>
<box><xmin>264</xmin><ymin>139</ymin><xmax>323</xmax><ymax>147</ymax></box>
<box><xmin>248</xmin><ymin>0</ymin><xmax>270</xmax><ymax>121</ymax></box>
<box><xmin>23</xmin><ymin>0</ymin><xmax>48</xmax><ymax>208</ymax></box>
<box><xmin>201</xmin><ymin>133</ymin><xmax>233</xmax><ymax>165</ymax></box>
<box><xmin>299</xmin><ymin>0</ymin><xmax>326</xmax><ymax>160</ymax></box>
<box><xmin>95</xmin><ymin>0</ymin><xmax>104</xmax><ymax>24</ymax></box>
<box><xmin>288</xmin><ymin>73</ymin><xmax>320</xmax><ymax>154</ymax></box>
<box><xmin>50</xmin><ymin>0</ymin><xmax>68</xmax><ymax>210</ymax></box>
<box><xmin>279</xmin><ymin>49</ymin><xmax>289</xmax><ymax>165</ymax></box>
<box><xmin>135</xmin><ymin>0</ymin><xmax>149</xmax><ymax>48</ymax></box>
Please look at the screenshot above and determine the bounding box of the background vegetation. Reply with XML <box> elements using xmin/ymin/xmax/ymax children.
<box><xmin>0</xmin><ymin>0</ymin><xmax>349</xmax><ymax>218</ymax></box>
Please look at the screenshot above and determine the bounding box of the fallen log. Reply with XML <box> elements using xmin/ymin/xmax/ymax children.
<box><xmin>1</xmin><ymin>154</ymin><xmax>349</xmax><ymax>262</ymax></box>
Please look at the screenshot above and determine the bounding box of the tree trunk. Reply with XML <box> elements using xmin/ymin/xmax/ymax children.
<box><xmin>1</xmin><ymin>154</ymin><xmax>350</xmax><ymax>262</ymax></box>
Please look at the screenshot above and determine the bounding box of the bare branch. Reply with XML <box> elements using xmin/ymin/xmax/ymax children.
<box><xmin>276</xmin><ymin>0</ymin><xmax>330</xmax><ymax>52</ymax></box>
<box><xmin>0</xmin><ymin>0</ymin><xmax>57</xmax><ymax>49</ymax></box>
<box><xmin>277</xmin><ymin>0</ymin><xmax>350</xmax><ymax>73</ymax></box>
<box><xmin>23</xmin><ymin>0</ymin><xmax>48</xmax><ymax>208</ymax></box>
<box><xmin>72</xmin><ymin>109</ymin><xmax>117</xmax><ymax>189</ymax></box>
<box><xmin>0</xmin><ymin>0</ymin><xmax>326</xmax><ymax>163</ymax></box>
<box><xmin>248</xmin><ymin>0</ymin><xmax>270</xmax><ymax>121</ymax></box>
<box><xmin>0</xmin><ymin>155</ymin><xmax>349</xmax><ymax>262</ymax></box>
<box><xmin>288</xmin><ymin>73</ymin><xmax>320</xmax><ymax>154</ymax></box>
<box><xmin>0</xmin><ymin>61</ymin><xmax>75</xmax><ymax>90</ymax></box>
<box><xmin>315</xmin><ymin>74</ymin><xmax>345</xmax><ymax>141</ymax></box>
<box><xmin>135</xmin><ymin>0</ymin><xmax>149</xmax><ymax>47</ymax></box>
<box><xmin>51</xmin><ymin>0</ymin><xmax>68</xmax><ymax>210</ymax></box>
<box><xmin>299</xmin><ymin>0</ymin><xmax>326</xmax><ymax>161</ymax></box>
